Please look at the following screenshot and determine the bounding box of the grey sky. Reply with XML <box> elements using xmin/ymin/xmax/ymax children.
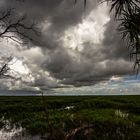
<box><xmin>0</xmin><ymin>0</ymin><xmax>134</xmax><ymax>91</ymax></box>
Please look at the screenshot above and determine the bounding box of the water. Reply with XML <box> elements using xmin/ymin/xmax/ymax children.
<box><xmin>0</xmin><ymin>119</ymin><xmax>42</xmax><ymax>140</ymax></box>
<box><xmin>0</xmin><ymin>128</ymin><xmax>41</xmax><ymax>140</ymax></box>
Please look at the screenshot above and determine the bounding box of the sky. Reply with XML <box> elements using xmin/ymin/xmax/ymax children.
<box><xmin>0</xmin><ymin>0</ymin><xmax>139</xmax><ymax>94</ymax></box>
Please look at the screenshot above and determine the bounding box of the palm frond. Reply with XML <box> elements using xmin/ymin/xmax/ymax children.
<box><xmin>118</xmin><ymin>9</ymin><xmax>140</xmax><ymax>43</ymax></box>
<box><xmin>103</xmin><ymin>0</ymin><xmax>140</xmax><ymax>17</ymax></box>
<box><xmin>84</xmin><ymin>0</ymin><xmax>87</xmax><ymax>8</ymax></box>
<box><xmin>74</xmin><ymin>0</ymin><xmax>77</xmax><ymax>5</ymax></box>
<box><xmin>74</xmin><ymin>0</ymin><xmax>87</xmax><ymax>8</ymax></box>
<box><xmin>117</xmin><ymin>6</ymin><xmax>140</xmax><ymax>72</ymax></box>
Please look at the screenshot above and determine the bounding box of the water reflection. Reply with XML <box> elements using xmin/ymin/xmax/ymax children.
<box><xmin>0</xmin><ymin>127</ymin><xmax>41</xmax><ymax>140</ymax></box>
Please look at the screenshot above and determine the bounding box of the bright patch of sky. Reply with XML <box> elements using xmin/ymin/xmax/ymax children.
<box><xmin>9</xmin><ymin>57</ymin><xmax>30</xmax><ymax>75</ymax></box>
<box><xmin>62</xmin><ymin>2</ymin><xmax>110</xmax><ymax>51</ymax></box>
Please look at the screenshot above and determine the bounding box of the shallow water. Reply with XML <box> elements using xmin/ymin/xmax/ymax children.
<box><xmin>0</xmin><ymin>127</ymin><xmax>43</xmax><ymax>140</ymax></box>
<box><xmin>0</xmin><ymin>118</ymin><xmax>42</xmax><ymax>140</ymax></box>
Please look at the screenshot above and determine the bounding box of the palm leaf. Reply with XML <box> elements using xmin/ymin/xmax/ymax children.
<box><xmin>104</xmin><ymin>0</ymin><xmax>140</xmax><ymax>17</ymax></box>
<box><xmin>84</xmin><ymin>0</ymin><xmax>87</xmax><ymax>8</ymax></box>
<box><xmin>74</xmin><ymin>0</ymin><xmax>87</xmax><ymax>8</ymax></box>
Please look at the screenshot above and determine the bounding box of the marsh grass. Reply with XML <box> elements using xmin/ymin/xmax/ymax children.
<box><xmin>0</xmin><ymin>96</ymin><xmax>140</xmax><ymax>139</ymax></box>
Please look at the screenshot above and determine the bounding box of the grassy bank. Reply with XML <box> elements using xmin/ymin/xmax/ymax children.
<box><xmin>0</xmin><ymin>96</ymin><xmax>140</xmax><ymax>139</ymax></box>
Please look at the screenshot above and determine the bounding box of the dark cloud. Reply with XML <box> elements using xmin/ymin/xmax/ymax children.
<box><xmin>0</xmin><ymin>0</ymin><xmax>97</xmax><ymax>47</ymax></box>
<box><xmin>102</xmin><ymin>18</ymin><xmax>130</xmax><ymax>60</ymax></box>
<box><xmin>0</xmin><ymin>0</ymin><xmax>134</xmax><ymax>89</ymax></box>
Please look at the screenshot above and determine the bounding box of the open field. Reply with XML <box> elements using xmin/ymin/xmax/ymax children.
<box><xmin>0</xmin><ymin>96</ymin><xmax>140</xmax><ymax>139</ymax></box>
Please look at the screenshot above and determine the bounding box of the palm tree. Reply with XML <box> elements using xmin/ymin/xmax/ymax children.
<box><xmin>118</xmin><ymin>8</ymin><xmax>140</xmax><ymax>73</ymax></box>
<box><xmin>106</xmin><ymin>0</ymin><xmax>140</xmax><ymax>73</ymax></box>
<box><xmin>75</xmin><ymin>0</ymin><xmax>87</xmax><ymax>8</ymax></box>
<box><xmin>104</xmin><ymin>0</ymin><xmax>140</xmax><ymax>17</ymax></box>
<box><xmin>76</xmin><ymin>0</ymin><xmax>140</xmax><ymax>73</ymax></box>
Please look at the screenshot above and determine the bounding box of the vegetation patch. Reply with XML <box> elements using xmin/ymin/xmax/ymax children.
<box><xmin>0</xmin><ymin>96</ymin><xmax>140</xmax><ymax>139</ymax></box>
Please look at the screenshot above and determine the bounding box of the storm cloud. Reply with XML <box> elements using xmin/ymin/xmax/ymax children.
<box><xmin>0</xmin><ymin>0</ymin><xmax>134</xmax><ymax>90</ymax></box>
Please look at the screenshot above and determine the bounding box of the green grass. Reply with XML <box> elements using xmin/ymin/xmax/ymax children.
<box><xmin>0</xmin><ymin>96</ymin><xmax>140</xmax><ymax>139</ymax></box>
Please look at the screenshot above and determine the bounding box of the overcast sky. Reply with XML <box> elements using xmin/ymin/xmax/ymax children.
<box><xmin>0</xmin><ymin>0</ymin><xmax>138</xmax><ymax>93</ymax></box>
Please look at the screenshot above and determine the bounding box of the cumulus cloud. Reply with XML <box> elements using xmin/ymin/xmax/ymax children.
<box><xmin>0</xmin><ymin>0</ymin><xmax>134</xmax><ymax>91</ymax></box>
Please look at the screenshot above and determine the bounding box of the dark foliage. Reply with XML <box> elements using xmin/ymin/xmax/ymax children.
<box><xmin>0</xmin><ymin>96</ymin><xmax>140</xmax><ymax>139</ymax></box>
